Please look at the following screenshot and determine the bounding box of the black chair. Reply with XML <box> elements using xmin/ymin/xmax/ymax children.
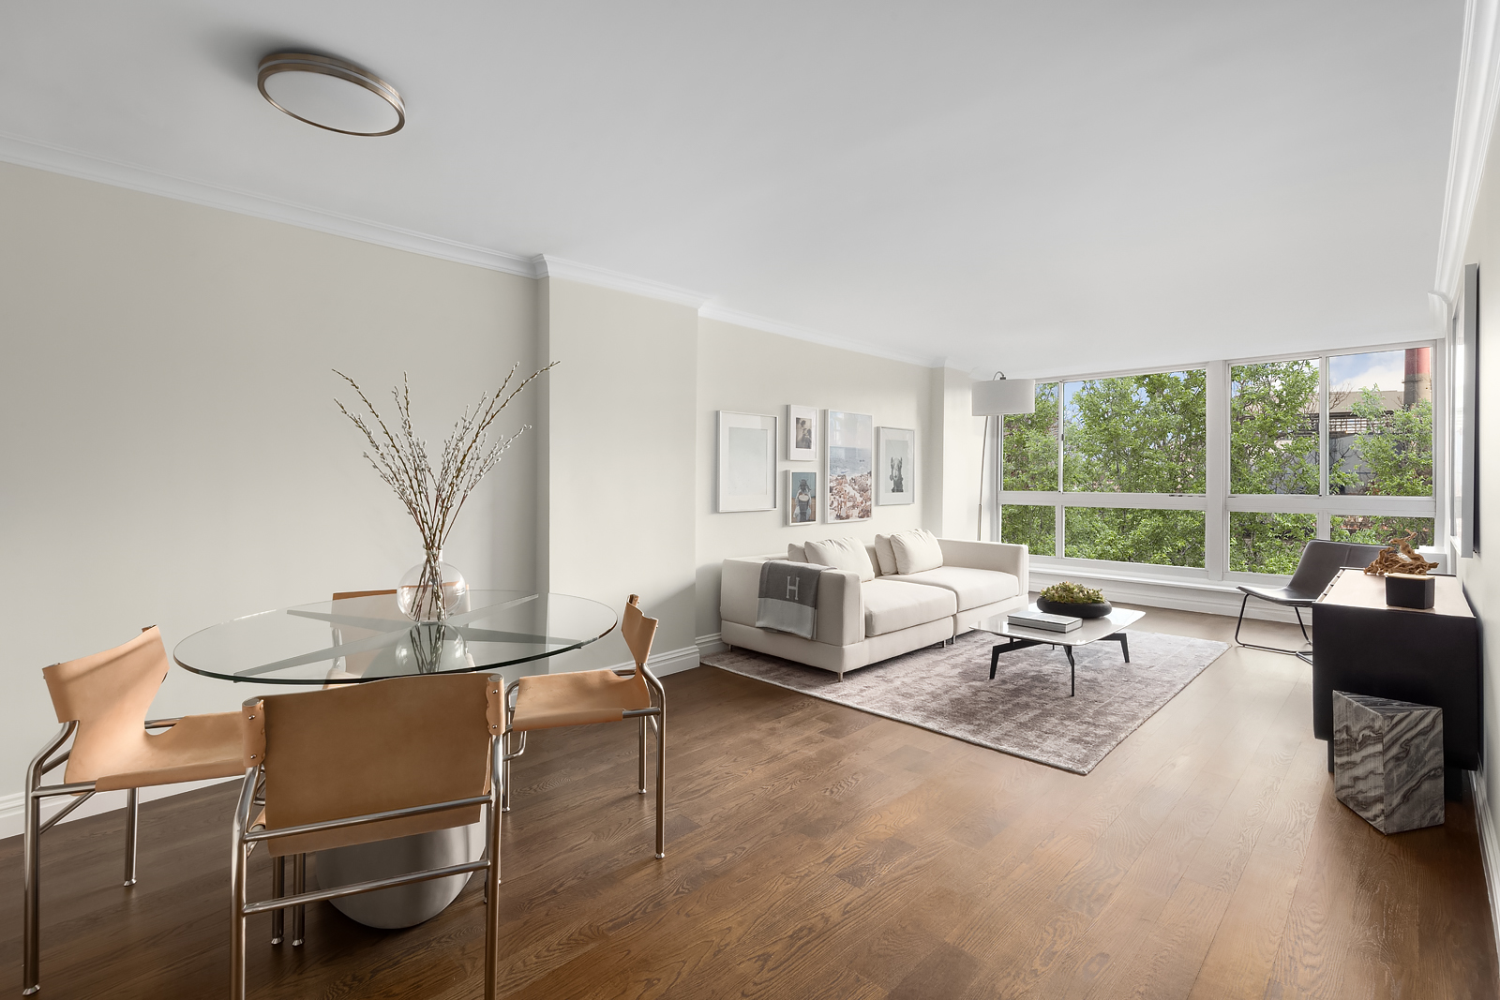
<box><xmin>1235</xmin><ymin>540</ymin><xmax>1386</xmax><ymax>662</ymax></box>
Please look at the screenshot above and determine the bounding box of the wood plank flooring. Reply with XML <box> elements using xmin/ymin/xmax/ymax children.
<box><xmin>2</xmin><ymin>608</ymin><xmax>1494</xmax><ymax>998</ymax></box>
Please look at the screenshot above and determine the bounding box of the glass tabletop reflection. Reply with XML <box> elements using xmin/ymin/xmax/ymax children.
<box><xmin>173</xmin><ymin>590</ymin><xmax>618</xmax><ymax>684</ymax></box>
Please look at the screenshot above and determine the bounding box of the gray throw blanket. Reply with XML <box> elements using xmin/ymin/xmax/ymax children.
<box><xmin>756</xmin><ymin>560</ymin><xmax>828</xmax><ymax>639</ymax></box>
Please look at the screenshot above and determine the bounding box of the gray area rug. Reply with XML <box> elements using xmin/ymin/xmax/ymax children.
<box><xmin>703</xmin><ymin>629</ymin><xmax>1229</xmax><ymax>775</ymax></box>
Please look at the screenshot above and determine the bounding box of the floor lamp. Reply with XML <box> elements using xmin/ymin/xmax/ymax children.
<box><xmin>972</xmin><ymin>372</ymin><xmax>1036</xmax><ymax>541</ymax></box>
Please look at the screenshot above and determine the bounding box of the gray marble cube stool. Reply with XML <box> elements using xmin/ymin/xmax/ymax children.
<box><xmin>1332</xmin><ymin>690</ymin><xmax>1445</xmax><ymax>835</ymax></box>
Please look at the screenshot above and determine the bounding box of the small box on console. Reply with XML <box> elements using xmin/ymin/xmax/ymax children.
<box><xmin>1385</xmin><ymin>573</ymin><xmax>1435</xmax><ymax>610</ymax></box>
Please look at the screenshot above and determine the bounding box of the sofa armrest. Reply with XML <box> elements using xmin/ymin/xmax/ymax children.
<box><xmin>721</xmin><ymin>557</ymin><xmax>772</xmax><ymax>627</ymax></box>
<box><xmin>815</xmin><ymin>569</ymin><xmax>862</xmax><ymax>646</ymax></box>
<box><xmin>937</xmin><ymin>539</ymin><xmax>1028</xmax><ymax>597</ymax></box>
<box><xmin>720</xmin><ymin>557</ymin><xmax>862</xmax><ymax>646</ymax></box>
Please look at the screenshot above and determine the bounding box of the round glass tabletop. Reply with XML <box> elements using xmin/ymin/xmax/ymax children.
<box><xmin>173</xmin><ymin>590</ymin><xmax>618</xmax><ymax>685</ymax></box>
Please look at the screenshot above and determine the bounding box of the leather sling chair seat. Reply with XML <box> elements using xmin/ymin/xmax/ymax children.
<box><xmin>23</xmin><ymin>626</ymin><xmax>246</xmax><ymax>996</ymax></box>
<box><xmin>503</xmin><ymin>594</ymin><xmax>667</xmax><ymax>858</ymax></box>
<box><xmin>1234</xmin><ymin>539</ymin><xmax>1387</xmax><ymax>662</ymax></box>
<box><xmin>231</xmin><ymin>671</ymin><xmax>505</xmax><ymax>1000</ymax></box>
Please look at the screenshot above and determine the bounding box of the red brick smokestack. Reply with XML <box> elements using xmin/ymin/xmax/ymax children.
<box><xmin>1403</xmin><ymin>347</ymin><xmax>1432</xmax><ymax>407</ymax></box>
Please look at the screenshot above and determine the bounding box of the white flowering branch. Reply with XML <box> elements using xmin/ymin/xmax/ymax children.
<box><xmin>334</xmin><ymin>362</ymin><xmax>557</xmax><ymax>615</ymax></box>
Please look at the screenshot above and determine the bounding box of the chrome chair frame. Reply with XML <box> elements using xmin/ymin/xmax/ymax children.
<box><xmin>501</xmin><ymin>664</ymin><xmax>667</xmax><ymax>858</ymax></box>
<box><xmin>22</xmin><ymin>715</ymin><xmax>183</xmax><ymax>996</ymax></box>
<box><xmin>1233</xmin><ymin>540</ymin><xmax>1387</xmax><ymax>665</ymax></box>
<box><xmin>229</xmin><ymin>730</ymin><xmax>505</xmax><ymax>1000</ymax></box>
<box><xmin>1233</xmin><ymin>592</ymin><xmax>1315</xmax><ymax>663</ymax></box>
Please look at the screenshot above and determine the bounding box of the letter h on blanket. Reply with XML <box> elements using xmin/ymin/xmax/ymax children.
<box><xmin>756</xmin><ymin>560</ymin><xmax>828</xmax><ymax>639</ymax></box>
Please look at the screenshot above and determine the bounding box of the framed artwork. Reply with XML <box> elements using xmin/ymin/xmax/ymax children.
<box><xmin>787</xmin><ymin>405</ymin><xmax>818</xmax><ymax>460</ymax></box>
<box><xmin>877</xmin><ymin>427</ymin><xmax>916</xmax><ymax>505</ymax></box>
<box><xmin>717</xmin><ymin>411</ymin><xmax>778</xmax><ymax>512</ymax></box>
<box><xmin>826</xmin><ymin>410</ymin><xmax>873</xmax><ymax>521</ymax></box>
<box><xmin>787</xmin><ymin>470</ymin><xmax>819</xmax><ymax>525</ymax></box>
<box><xmin>1460</xmin><ymin>262</ymin><xmax>1481</xmax><ymax>557</ymax></box>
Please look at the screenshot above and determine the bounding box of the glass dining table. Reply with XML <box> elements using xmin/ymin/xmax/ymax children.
<box><xmin>172</xmin><ymin>589</ymin><xmax>619</xmax><ymax>931</ymax></box>
<box><xmin>173</xmin><ymin>590</ymin><xmax>619</xmax><ymax>685</ymax></box>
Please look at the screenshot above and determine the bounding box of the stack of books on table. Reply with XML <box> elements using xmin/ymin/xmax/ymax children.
<box><xmin>1007</xmin><ymin>610</ymin><xmax>1082</xmax><ymax>633</ymax></box>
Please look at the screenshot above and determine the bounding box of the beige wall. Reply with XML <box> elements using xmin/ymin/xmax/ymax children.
<box><xmin>0</xmin><ymin>162</ymin><xmax>539</xmax><ymax>804</ymax></box>
<box><xmin>0</xmin><ymin>163</ymin><xmax>951</xmax><ymax>816</ymax></box>
<box><xmin>934</xmin><ymin>366</ymin><xmax>985</xmax><ymax>540</ymax></box>
<box><xmin>694</xmin><ymin>317</ymin><xmax>936</xmax><ymax>641</ymax></box>
<box><xmin>1459</xmin><ymin>117</ymin><xmax>1500</xmax><ymax>848</ymax></box>
<box><xmin>540</xmin><ymin>278</ymin><xmax>700</xmax><ymax>667</ymax></box>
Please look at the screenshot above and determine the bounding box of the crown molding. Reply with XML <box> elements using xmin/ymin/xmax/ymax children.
<box><xmin>533</xmin><ymin>254</ymin><xmax>708</xmax><ymax>309</ymax></box>
<box><xmin>0</xmin><ymin>130</ymin><xmax>949</xmax><ymax>368</ymax></box>
<box><xmin>1432</xmin><ymin>0</ymin><xmax>1500</xmax><ymax>327</ymax></box>
<box><xmin>0</xmin><ymin>130</ymin><xmax>537</xmax><ymax>277</ymax></box>
<box><xmin>697</xmin><ymin>302</ymin><xmax>944</xmax><ymax>368</ymax></box>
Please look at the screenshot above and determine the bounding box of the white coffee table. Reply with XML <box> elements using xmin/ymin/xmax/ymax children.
<box><xmin>973</xmin><ymin>604</ymin><xmax>1146</xmax><ymax>697</ymax></box>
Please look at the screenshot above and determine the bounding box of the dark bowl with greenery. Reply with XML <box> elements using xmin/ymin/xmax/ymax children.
<box><xmin>1037</xmin><ymin>581</ymin><xmax>1112</xmax><ymax>619</ymax></box>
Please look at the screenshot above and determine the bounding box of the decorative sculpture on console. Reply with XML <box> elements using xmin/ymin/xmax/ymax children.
<box><xmin>1363</xmin><ymin>533</ymin><xmax>1439</xmax><ymax>577</ymax></box>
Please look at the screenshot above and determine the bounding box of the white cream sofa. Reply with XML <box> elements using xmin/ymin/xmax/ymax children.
<box><xmin>719</xmin><ymin>537</ymin><xmax>1028</xmax><ymax>678</ymax></box>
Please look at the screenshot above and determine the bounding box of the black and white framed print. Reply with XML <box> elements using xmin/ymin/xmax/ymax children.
<box><xmin>788</xmin><ymin>404</ymin><xmax>818</xmax><ymax>460</ymax></box>
<box><xmin>877</xmin><ymin>426</ymin><xmax>915</xmax><ymax>505</ymax></box>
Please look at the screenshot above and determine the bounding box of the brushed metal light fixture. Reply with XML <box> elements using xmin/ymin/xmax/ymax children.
<box><xmin>257</xmin><ymin>52</ymin><xmax>405</xmax><ymax>136</ymax></box>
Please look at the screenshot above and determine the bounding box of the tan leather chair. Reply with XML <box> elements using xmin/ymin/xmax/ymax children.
<box><xmin>231</xmin><ymin>672</ymin><xmax>504</xmax><ymax>1000</ymax></box>
<box><xmin>503</xmin><ymin>595</ymin><xmax>667</xmax><ymax>858</ymax></box>
<box><xmin>23</xmin><ymin>626</ymin><xmax>245</xmax><ymax>996</ymax></box>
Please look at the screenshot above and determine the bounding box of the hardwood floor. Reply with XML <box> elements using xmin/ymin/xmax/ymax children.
<box><xmin>3</xmin><ymin>608</ymin><xmax>1495</xmax><ymax>998</ymax></box>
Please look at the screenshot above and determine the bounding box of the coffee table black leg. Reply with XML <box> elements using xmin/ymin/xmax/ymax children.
<box><xmin>989</xmin><ymin>638</ymin><xmax>1045</xmax><ymax>679</ymax></box>
<box><xmin>1064</xmin><ymin>646</ymin><xmax>1076</xmax><ymax>696</ymax></box>
<box><xmin>1095</xmin><ymin>632</ymin><xmax>1130</xmax><ymax>663</ymax></box>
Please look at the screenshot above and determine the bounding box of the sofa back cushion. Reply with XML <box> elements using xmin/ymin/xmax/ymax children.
<box><xmin>804</xmin><ymin>537</ymin><xmax>876</xmax><ymax>582</ymax></box>
<box><xmin>786</xmin><ymin>543</ymin><xmax>807</xmax><ymax>563</ymax></box>
<box><xmin>889</xmin><ymin>528</ymin><xmax>944</xmax><ymax>575</ymax></box>
<box><xmin>873</xmin><ymin>535</ymin><xmax>898</xmax><ymax>576</ymax></box>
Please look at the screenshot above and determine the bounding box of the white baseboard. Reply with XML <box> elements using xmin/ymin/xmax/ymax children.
<box><xmin>645</xmin><ymin>644</ymin><xmax>701</xmax><ymax>677</ymax></box>
<box><xmin>696</xmin><ymin>633</ymin><xmax>729</xmax><ymax>657</ymax></box>
<box><xmin>1471</xmin><ymin>769</ymin><xmax>1500</xmax><ymax>965</ymax></box>
<box><xmin>0</xmin><ymin>776</ymin><xmax>240</xmax><ymax>843</ymax></box>
<box><xmin>1028</xmin><ymin>569</ymin><xmax>1307</xmax><ymax>625</ymax></box>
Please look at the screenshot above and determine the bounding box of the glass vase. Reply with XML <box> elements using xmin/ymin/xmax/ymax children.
<box><xmin>397</xmin><ymin>549</ymin><xmax>468</xmax><ymax>621</ymax></box>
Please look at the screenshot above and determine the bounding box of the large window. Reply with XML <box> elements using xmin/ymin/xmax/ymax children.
<box><xmin>997</xmin><ymin>344</ymin><xmax>1439</xmax><ymax>579</ymax></box>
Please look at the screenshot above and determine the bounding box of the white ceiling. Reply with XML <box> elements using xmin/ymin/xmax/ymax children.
<box><xmin>0</xmin><ymin>1</ymin><xmax>1466</xmax><ymax>375</ymax></box>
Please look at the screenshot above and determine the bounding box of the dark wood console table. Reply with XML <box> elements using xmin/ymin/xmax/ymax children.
<box><xmin>1311</xmin><ymin>569</ymin><xmax>1480</xmax><ymax>783</ymax></box>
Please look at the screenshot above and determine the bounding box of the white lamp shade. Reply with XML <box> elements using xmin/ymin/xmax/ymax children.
<box><xmin>972</xmin><ymin>378</ymin><xmax>1036</xmax><ymax>416</ymax></box>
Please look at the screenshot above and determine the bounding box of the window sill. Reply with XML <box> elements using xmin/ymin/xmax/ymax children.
<box><xmin>1028</xmin><ymin>558</ymin><xmax>1302</xmax><ymax>623</ymax></box>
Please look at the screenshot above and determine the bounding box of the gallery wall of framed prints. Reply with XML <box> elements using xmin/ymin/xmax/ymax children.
<box><xmin>717</xmin><ymin>406</ymin><xmax>917</xmax><ymax>526</ymax></box>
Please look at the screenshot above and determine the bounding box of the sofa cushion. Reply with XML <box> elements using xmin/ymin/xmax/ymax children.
<box><xmin>862</xmin><ymin>579</ymin><xmax>956</xmax><ymax>637</ymax></box>
<box><xmin>890</xmin><ymin>528</ymin><xmax>944</xmax><ymax>575</ymax></box>
<box><xmin>873</xmin><ymin>534</ymin><xmax>898</xmax><ymax>576</ymax></box>
<box><xmin>787</xmin><ymin>543</ymin><xmax>807</xmax><ymax>563</ymax></box>
<box><xmin>885</xmin><ymin>565</ymin><xmax>1020</xmax><ymax>612</ymax></box>
<box><xmin>805</xmin><ymin>537</ymin><xmax>876</xmax><ymax>582</ymax></box>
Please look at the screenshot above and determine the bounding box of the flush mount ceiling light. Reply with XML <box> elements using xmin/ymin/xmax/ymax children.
<box><xmin>257</xmin><ymin>52</ymin><xmax>404</xmax><ymax>136</ymax></box>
